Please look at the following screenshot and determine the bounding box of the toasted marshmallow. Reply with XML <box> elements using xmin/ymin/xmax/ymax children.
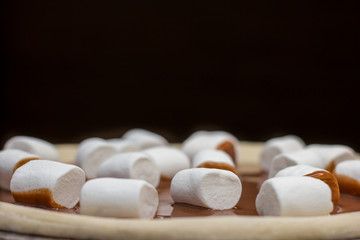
<box><xmin>333</xmin><ymin>160</ymin><xmax>360</xmax><ymax>195</ymax></box>
<box><xmin>80</xmin><ymin>178</ymin><xmax>158</xmax><ymax>219</ymax></box>
<box><xmin>192</xmin><ymin>149</ymin><xmax>237</xmax><ymax>175</ymax></box>
<box><xmin>4</xmin><ymin>136</ymin><xmax>59</xmax><ymax>161</ymax></box>
<box><xmin>142</xmin><ymin>146</ymin><xmax>190</xmax><ymax>179</ymax></box>
<box><xmin>275</xmin><ymin>165</ymin><xmax>340</xmax><ymax>204</ymax></box>
<box><xmin>182</xmin><ymin>130</ymin><xmax>240</xmax><ymax>163</ymax></box>
<box><xmin>75</xmin><ymin>140</ymin><xmax>117</xmax><ymax>179</ymax></box>
<box><xmin>307</xmin><ymin>144</ymin><xmax>356</xmax><ymax>171</ymax></box>
<box><xmin>0</xmin><ymin>149</ymin><xmax>40</xmax><ymax>190</ymax></box>
<box><xmin>260</xmin><ymin>135</ymin><xmax>305</xmax><ymax>172</ymax></box>
<box><xmin>10</xmin><ymin>160</ymin><xmax>85</xmax><ymax>208</ymax></box>
<box><xmin>170</xmin><ymin>168</ymin><xmax>242</xmax><ymax>210</ymax></box>
<box><xmin>97</xmin><ymin>152</ymin><xmax>160</xmax><ymax>187</ymax></box>
<box><xmin>256</xmin><ymin>176</ymin><xmax>333</xmax><ymax>216</ymax></box>
<box><xmin>122</xmin><ymin>128</ymin><xmax>168</xmax><ymax>149</ymax></box>
<box><xmin>106</xmin><ymin>138</ymin><xmax>140</xmax><ymax>152</ymax></box>
<box><xmin>268</xmin><ymin>149</ymin><xmax>323</xmax><ymax>178</ymax></box>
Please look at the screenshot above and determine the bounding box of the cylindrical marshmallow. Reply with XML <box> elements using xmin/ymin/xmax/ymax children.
<box><xmin>333</xmin><ymin>160</ymin><xmax>360</xmax><ymax>195</ymax></box>
<box><xmin>260</xmin><ymin>135</ymin><xmax>305</xmax><ymax>172</ymax></box>
<box><xmin>78</xmin><ymin>137</ymin><xmax>105</xmax><ymax>149</ymax></box>
<box><xmin>268</xmin><ymin>149</ymin><xmax>323</xmax><ymax>178</ymax></box>
<box><xmin>192</xmin><ymin>149</ymin><xmax>237</xmax><ymax>175</ymax></box>
<box><xmin>4</xmin><ymin>136</ymin><xmax>59</xmax><ymax>161</ymax></box>
<box><xmin>106</xmin><ymin>138</ymin><xmax>140</xmax><ymax>152</ymax></box>
<box><xmin>182</xmin><ymin>130</ymin><xmax>240</xmax><ymax>163</ymax></box>
<box><xmin>122</xmin><ymin>128</ymin><xmax>168</xmax><ymax>149</ymax></box>
<box><xmin>307</xmin><ymin>144</ymin><xmax>356</xmax><ymax>171</ymax></box>
<box><xmin>142</xmin><ymin>146</ymin><xmax>190</xmax><ymax>179</ymax></box>
<box><xmin>256</xmin><ymin>176</ymin><xmax>333</xmax><ymax>216</ymax></box>
<box><xmin>10</xmin><ymin>160</ymin><xmax>85</xmax><ymax>208</ymax></box>
<box><xmin>275</xmin><ymin>164</ymin><xmax>340</xmax><ymax>204</ymax></box>
<box><xmin>170</xmin><ymin>168</ymin><xmax>242</xmax><ymax>210</ymax></box>
<box><xmin>75</xmin><ymin>140</ymin><xmax>117</xmax><ymax>179</ymax></box>
<box><xmin>97</xmin><ymin>152</ymin><xmax>160</xmax><ymax>187</ymax></box>
<box><xmin>0</xmin><ymin>149</ymin><xmax>40</xmax><ymax>190</ymax></box>
<box><xmin>80</xmin><ymin>178</ymin><xmax>159</xmax><ymax>219</ymax></box>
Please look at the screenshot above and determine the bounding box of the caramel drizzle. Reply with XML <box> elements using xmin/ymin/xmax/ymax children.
<box><xmin>216</xmin><ymin>141</ymin><xmax>236</xmax><ymax>165</ymax></box>
<box><xmin>305</xmin><ymin>171</ymin><xmax>340</xmax><ymax>205</ymax></box>
<box><xmin>12</xmin><ymin>188</ymin><xmax>64</xmax><ymax>208</ymax></box>
<box><xmin>197</xmin><ymin>161</ymin><xmax>238</xmax><ymax>175</ymax></box>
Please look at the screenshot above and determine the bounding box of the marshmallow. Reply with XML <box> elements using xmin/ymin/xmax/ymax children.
<box><xmin>80</xmin><ymin>178</ymin><xmax>158</xmax><ymax>219</ymax></box>
<box><xmin>10</xmin><ymin>160</ymin><xmax>85</xmax><ymax>208</ymax></box>
<box><xmin>142</xmin><ymin>146</ymin><xmax>190</xmax><ymax>179</ymax></box>
<box><xmin>307</xmin><ymin>144</ymin><xmax>356</xmax><ymax>171</ymax></box>
<box><xmin>333</xmin><ymin>160</ymin><xmax>360</xmax><ymax>195</ymax></box>
<box><xmin>4</xmin><ymin>136</ymin><xmax>59</xmax><ymax>161</ymax></box>
<box><xmin>106</xmin><ymin>138</ymin><xmax>140</xmax><ymax>152</ymax></box>
<box><xmin>192</xmin><ymin>149</ymin><xmax>237</xmax><ymax>175</ymax></box>
<box><xmin>268</xmin><ymin>149</ymin><xmax>323</xmax><ymax>178</ymax></box>
<box><xmin>0</xmin><ymin>149</ymin><xmax>40</xmax><ymax>190</ymax></box>
<box><xmin>256</xmin><ymin>176</ymin><xmax>333</xmax><ymax>216</ymax></box>
<box><xmin>122</xmin><ymin>128</ymin><xmax>168</xmax><ymax>149</ymax></box>
<box><xmin>78</xmin><ymin>137</ymin><xmax>105</xmax><ymax>149</ymax></box>
<box><xmin>170</xmin><ymin>168</ymin><xmax>242</xmax><ymax>210</ymax></box>
<box><xmin>275</xmin><ymin>165</ymin><xmax>340</xmax><ymax>204</ymax></box>
<box><xmin>182</xmin><ymin>130</ymin><xmax>240</xmax><ymax>163</ymax></box>
<box><xmin>75</xmin><ymin>140</ymin><xmax>117</xmax><ymax>179</ymax></box>
<box><xmin>260</xmin><ymin>135</ymin><xmax>305</xmax><ymax>172</ymax></box>
<box><xmin>97</xmin><ymin>152</ymin><xmax>160</xmax><ymax>187</ymax></box>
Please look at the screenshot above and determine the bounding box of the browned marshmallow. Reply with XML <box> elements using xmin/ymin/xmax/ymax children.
<box><xmin>256</xmin><ymin>176</ymin><xmax>333</xmax><ymax>216</ymax></box>
<box><xmin>193</xmin><ymin>149</ymin><xmax>237</xmax><ymax>175</ymax></box>
<box><xmin>333</xmin><ymin>160</ymin><xmax>360</xmax><ymax>195</ymax></box>
<box><xmin>182</xmin><ymin>130</ymin><xmax>239</xmax><ymax>164</ymax></box>
<box><xmin>10</xmin><ymin>160</ymin><xmax>85</xmax><ymax>208</ymax></box>
<box><xmin>275</xmin><ymin>165</ymin><xmax>340</xmax><ymax>204</ymax></box>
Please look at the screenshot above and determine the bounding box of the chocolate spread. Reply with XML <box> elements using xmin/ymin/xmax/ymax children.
<box><xmin>1</xmin><ymin>173</ymin><xmax>359</xmax><ymax>217</ymax></box>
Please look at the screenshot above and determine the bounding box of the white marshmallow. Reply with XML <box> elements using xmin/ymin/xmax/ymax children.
<box><xmin>97</xmin><ymin>152</ymin><xmax>160</xmax><ymax>187</ymax></box>
<box><xmin>307</xmin><ymin>144</ymin><xmax>356</xmax><ymax>170</ymax></box>
<box><xmin>192</xmin><ymin>149</ymin><xmax>235</xmax><ymax>168</ymax></box>
<box><xmin>275</xmin><ymin>164</ymin><xmax>325</xmax><ymax>178</ymax></box>
<box><xmin>333</xmin><ymin>160</ymin><xmax>360</xmax><ymax>195</ymax></box>
<box><xmin>170</xmin><ymin>168</ymin><xmax>242</xmax><ymax>210</ymax></box>
<box><xmin>256</xmin><ymin>176</ymin><xmax>333</xmax><ymax>216</ymax></box>
<box><xmin>260</xmin><ymin>135</ymin><xmax>305</xmax><ymax>172</ymax></box>
<box><xmin>182</xmin><ymin>130</ymin><xmax>240</xmax><ymax>162</ymax></box>
<box><xmin>75</xmin><ymin>140</ymin><xmax>117</xmax><ymax>179</ymax></box>
<box><xmin>275</xmin><ymin>164</ymin><xmax>341</xmax><ymax>204</ymax></box>
<box><xmin>335</xmin><ymin>160</ymin><xmax>360</xmax><ymax>183</ymax></box>
<box><xmin>122</xmin><ymin>128</ymin><xmax>168</xmax><ymax>149</ymax></box>
<box><xmin>80</xmin><ymin>178</ymin><xmax>158</xmax><ymax>219</ymax></box>
<box><xmin>0</xmin><ymin>149</ymin><xmax>40</xmax><ymax>190</ymax></box>
<box><xmin>142</xmin><ymin>146</ymin><xmax>190</xmax><ymax>179</ymax></box>
<box><xmin>78</xmin><ymin>137</ymin><xmax>105</xmax><ymax>149</ymax></box>
<box><xmin>268</xmin><ymin>149</ymin><xmax>323</xmax><ymax>178</ymax></box>
<box><xmin>10</xmin><ymin>160</ymin><xmax>85</xmax><ymax>208</ymax></box>
<box><xmin>4</xmin><ymin>136</ymin><xmax>59</xmax><ymax>161</ymax></box>
<box><xmin>106</xmin><ymin>138</ymin><xmax>140</xmax><ymax>152</ymax></box>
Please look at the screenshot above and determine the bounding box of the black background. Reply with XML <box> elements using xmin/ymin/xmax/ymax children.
<box><xmin>1</xmin><ymin>1</ymin><xmax>359</xmax><ymax>150</ymax></box>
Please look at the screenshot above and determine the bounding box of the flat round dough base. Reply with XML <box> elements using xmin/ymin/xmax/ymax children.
<box><xmin>1</xmin><ymin>142</ymin><xmax>360</xmax><ymax>239</ymax></box>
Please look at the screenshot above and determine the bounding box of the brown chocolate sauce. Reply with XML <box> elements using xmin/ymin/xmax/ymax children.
<box><xmin>1</xmin><ymin>172</ymin><xmax>359</xmax><ymax>218</ymax></box>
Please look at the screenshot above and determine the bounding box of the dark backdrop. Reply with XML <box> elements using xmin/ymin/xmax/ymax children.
<box><xmin>1</xmin><ymin>1</ymin><xmax>359</xmax><ymax>150</ymax></box>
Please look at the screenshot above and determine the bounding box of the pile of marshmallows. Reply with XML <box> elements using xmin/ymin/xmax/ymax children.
<box><xmin>0</xmin><ymin>129</ymin><xmax>241</xmax><ymax>219</ymax></box>
<box><xmin>258</xmin><ymin>135</ymin><xmax>359</xmax><ymax>216</ymax></box>
<box><xmin>1</xmin><ymin>131</ymin><xmax>359</xmax><ymax>219</ymax></box>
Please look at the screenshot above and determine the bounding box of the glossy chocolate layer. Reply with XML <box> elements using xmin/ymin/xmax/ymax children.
<box><xmin>1</xmin><ymin>173</ymin><xmax>360</xmax><ymax>217</ymax></box>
